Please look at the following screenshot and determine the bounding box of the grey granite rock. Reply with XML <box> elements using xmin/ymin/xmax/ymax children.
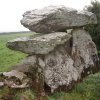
<box><xmin>7</xmin><ymin>32</ymin><xmax>71</xmax><ymax>54</ymax></box>
<box><xmin>3</xmin><ymin>70</ymin><xmax>30</xmax><ymax>88</ymax></box>
<box><xmin>42</xmin><ymin>45</ymin><xmax>79</xmax><ymax>92</ymax></box>
<box><xmin>6</xmin><ymin>29</ymin><xmax>99</xmax><ymax>92</ymax></box>
<box><xmin>3</xmin><ymin>70</ymin><xmax>26</xmax><ymax>80</ymax></box>
<box><xmin>72</xmin><ymin>29</ymin><xmax>99</xmax><ymax>76</ymax></box>
<box><xmin>0</xmin><ymin>82</ymin><xmax>4</xmax><ymax>88</ymax></box>
<box><xmin>11</xmin><ymin>56</ymin><xmax>36</xmax><ymax>72</ymax></box>
<box><xmin>21</xmin><ymin>5</ymin><xmax>97</xmax><ymax>33</ymax></box>
<box><xmin>39</xmin><ymin>29</ymin><xmax>99</xmax><ymax>92</ymax></box>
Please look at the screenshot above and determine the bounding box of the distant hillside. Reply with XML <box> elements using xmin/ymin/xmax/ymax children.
<box><xmin>0</xmin><ymin>31</ymin><xmax>31</xmax><ymax>35</ymax></box>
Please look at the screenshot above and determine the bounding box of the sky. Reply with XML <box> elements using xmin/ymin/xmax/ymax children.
<box><xmin>0</xmin><ymin>0</ymin><xmax>99</xmax><ymax>32</ymax></box>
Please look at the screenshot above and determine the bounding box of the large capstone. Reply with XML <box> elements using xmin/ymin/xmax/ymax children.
<box><xmin>7</xmin><ymin>32</ymin><xmax>71</xmax><ymax>54</ymax></box>
<box><xmin>21</xmin><ymin>5</ymin><xmax>97</xmax><ymax>33</ymax></box>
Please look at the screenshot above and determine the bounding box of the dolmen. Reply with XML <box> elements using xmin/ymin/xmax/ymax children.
<box><xmin>1</xmin><ymin>6</ymin><xmax>99</xmax><ymax>96</ymax></box>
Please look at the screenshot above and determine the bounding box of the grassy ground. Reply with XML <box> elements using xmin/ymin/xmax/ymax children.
<box><xmin>0</xmin><ymin>33</ymin><xmax>100</xmax><ymax>100</ymax></box>
<box><xmin>0</xmin><ymin>32</ymin><xmax>33</xmax><ymax>71</ymax></box>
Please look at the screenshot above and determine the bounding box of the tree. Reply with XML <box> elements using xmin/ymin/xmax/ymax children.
<box><xmin>84</xmin><ymin>0</ymin><xmax>100</xmax><ymax>53</ymax></box>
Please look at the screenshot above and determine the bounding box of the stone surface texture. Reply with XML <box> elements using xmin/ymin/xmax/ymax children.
<box><xmin>7</xmin><ymin>32</ymin><xmax>71</xmax><ymax>54</ymax></box>
<box><xmin>0</xmin><ymin>82</ymin><xmax>4</xmax><ymax>88</ymax></box>
<box><xmin>11</xmin><ymin>56</ymin><xmax>36</xmax><ymax>72</ymax></box>
<box><xmin>9</xmin><ymin>29</ymin><xmax>99</xmax><ymax>92</ymax></box>
<box><xmin>35</xmin><ymin>29</ymin><xmax>99</xmax><ymax>92</ymax></box>
<box><xmin>43</xmin><ymin>44</ymin><xmax>79</xmax><ymax>92</ymax></box>
<box><xmin>72</xmin><ymin>29</ymin><xmax>99</xmax><ymax>75</ymax></box>
<box><xmin>21</xmin><ymin>5</ymin><xmax>97</xmax><ymax>33</ymax></box>
<box><xmin>1</xmin><ymin>70</ymin><xmax>29</xmax><ymax>88</ymax></box>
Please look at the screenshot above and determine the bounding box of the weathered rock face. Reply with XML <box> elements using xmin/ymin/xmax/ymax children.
<box><xmin>6</xmin><ymin>29</ymin><xmax>99</xmax><ymax>93</ymax></box>
<box><xmin>43</xmin><ymin>45</ymin><xmax>79</xmax><ymax>92</ymax></box>
<box><xmin>21</xmin><ymin>5</ymin><xmax>97</xmax><ymax>33</ymax></box>
<box><xmin>37</xmin><ymin>29</ymin><xmax>99</xmax><ymax>92</ymax></box>
<box><xmin>11</xmin><ymin>56</ymin><xmax>36</xmax><ymax>72</ymax></box>
<box><xmin>0</xmin><ymin>82</ymin><xmax>4</xmax><ymax>88</ymax></box>
<box><xmin>7</xmin><ymin>32</ymin><xmax>71</xmax><ymax>54</ymax></box>
<box><xmin>72</xmin><ymin>29</ymin><xmax>99</xmax><ymax>74</ymax></box>
<box><xmin>0</xmin><ymin>70</ymin><xmax>29</xmax><ymax>89</ymax></box>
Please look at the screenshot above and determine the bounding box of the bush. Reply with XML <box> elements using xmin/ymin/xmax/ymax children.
<box><xmin>84</xmin><ymin>0</ymin><xmax>100</xmax><ymax>54</ymax></box>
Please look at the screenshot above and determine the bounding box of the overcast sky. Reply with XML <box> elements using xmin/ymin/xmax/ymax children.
<box><xmin>0</xmin><ymin>0</ymin><xmax>99</xmax><ymax>32</ymax></box>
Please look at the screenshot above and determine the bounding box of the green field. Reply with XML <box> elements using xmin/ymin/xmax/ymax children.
<box><xmin>0</xmin><ymin>33</ymin><xmax>100</xmax><ymax>100</ymax></box>
<box><xmin>0</xmin><ymin>33</ymin><xmax>33</xmax><ymax>71</ymax></box>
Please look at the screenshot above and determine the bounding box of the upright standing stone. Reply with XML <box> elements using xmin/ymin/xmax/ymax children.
<box><xmin>72</xmin><ymin>29</ymin><xmax>99</xmax><ymax>75</ymax></box>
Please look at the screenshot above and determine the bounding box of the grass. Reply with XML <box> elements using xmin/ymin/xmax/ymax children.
<box><xmin>0</xmin><ymin>32</ymin><xmax>33</xmax><ymax>71</ymax></box>
<box><xmin>0</xmin><ymin>33</ymin><xmax>100</xmax><ymax>100</ymax></box>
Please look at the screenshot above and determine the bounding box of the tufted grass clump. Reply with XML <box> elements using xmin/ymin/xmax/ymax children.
<box><xmin>12</xmin><ymin>89</ymin><xmax>34</xmax><ymax>100</ymax></box>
